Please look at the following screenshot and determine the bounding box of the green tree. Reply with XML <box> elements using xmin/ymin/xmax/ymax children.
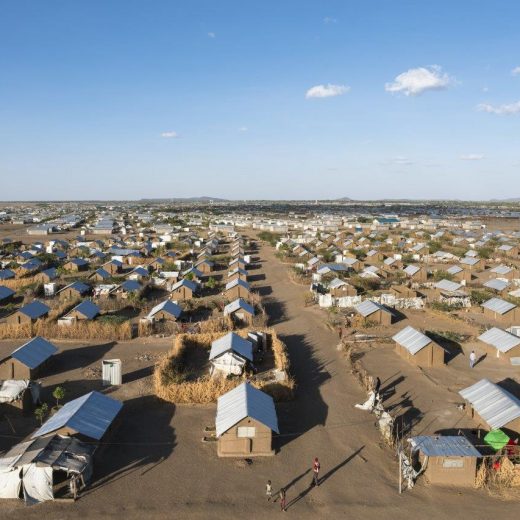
<box><xmin>52</xmin><ymin>386</ymin><xmax>66</xmax><ymax>407</ymax></box>
<box><xmin>35</xmin><ymin>403</ymin><xmax>49</xmax><ymax>425</ymax></box>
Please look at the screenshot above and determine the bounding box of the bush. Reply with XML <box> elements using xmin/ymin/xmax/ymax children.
<box><xmin>471</xmin><ymin>289</ymin><xmax>494</xmax><ymax>305</ymax></box>
<box><xmin>258</xmin><ymin>231</ymin><xmax>280</xmax><ymax>247</ymax></box>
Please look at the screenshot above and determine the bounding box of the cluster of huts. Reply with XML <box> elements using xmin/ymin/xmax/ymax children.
<box><xmin>277</xmin><ymin>220</ymin><xmax>520</xmax><ymax>487</ymax></box>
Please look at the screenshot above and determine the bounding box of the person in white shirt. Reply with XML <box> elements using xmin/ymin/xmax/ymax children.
<box><xmin>469</xmin><ymin>350</ymin><xmax>477</xmax><ymax>368</ymax></box>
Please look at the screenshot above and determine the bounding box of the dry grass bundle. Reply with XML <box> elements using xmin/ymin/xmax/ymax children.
<box><xmin>47</xmin><ymin>297</ymin><xmax>81</xmax><ymax>321</ymax></box>
<box><xmin>198</xmin><ymin>316</ymin><xmax>234</xmax><ymax>334</ymax></box>
<box><xmin>0</xmin><ymin>323</ymin><xmax>33</xmax><ymax>339</ymax></box>
<box><xmin>0</xmin><ymin>319</ymin><xmax>132</xmax><ymax>341</ymax></box>
<box><xmin>0</xmin><ymin>276</ymin><xmax>39</xmax><ymax>291</ymax></box>
<box><xmin>154</xmin><ymin>327</ymin><xmax>294</xmax><ymax>404</ymax></box>
<box><xmin>475</xmin><ymin>457</ymin><xmax>520</xmax><ymax>497</ymax></box>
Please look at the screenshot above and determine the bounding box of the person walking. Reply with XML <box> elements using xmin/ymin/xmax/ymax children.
<box><xmin>279</xmin><ymin>488</ymin><xmax>286</xmax><ymax>512</ymax></box>
<box><xmin>266</xmin><ymin>480</ymin><xmax>273</xmax><ymax>502</ymax></box>
<box><xmin>469</xmin><ymin>350</ymin><xmax>477</xmax><ymax>369</ymax></box>
<box><xmin>312</xmin><ymin>457</ymin><xmax>321</xmax><ymax>487</ymax></box>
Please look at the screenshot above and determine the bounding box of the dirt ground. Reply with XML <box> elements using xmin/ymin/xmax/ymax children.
<box><xmin>0</xmin><ymin>237</ymin><xmax>519</xmax><ymax>518</ymax></box>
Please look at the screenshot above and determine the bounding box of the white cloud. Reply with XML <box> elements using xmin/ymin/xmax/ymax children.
<box><xmin>323</xmin><ymin>17</ymin><xmax>337</xmax><ymax>24</ymax></box>
<box><xmin>511</xmin><ymin>66</ymin><xmax>520</xmax><ymax>76</ymax></box>
<box><xmin>238</xmin><ymin>126</ymin><xmax>248</xmax><ymax>132</ymax></box>
<box><xmin>389</xmin><ymin>156</ymin><xmax>413</xmax><ymax>166</ymax></box>
<box><xmin>208</xmin><ymin>32</ymin><xmax>216</xmax><ymax>38</ymax></box>
<box><xmin>305</xmin><ymin>84</ymin><xmax>350</xmax><ymax>99</ymax></box>
<box><xmin>460</xmin><ymin>154</ymin><xmax>485</xmax><ymax>161</ymax></box>
<box><xmin>161</xmin><ymin>131</ymin><xmax>179</xmax><ymax>138</ymax></box>
<box><xmin>385</xmin><ymin>66</ymin><xmax>453</xmax><ymax>96</ymax></box>
<box><xmin>477</xmin><ymin>101</ymin><xmax>520</xmax><ymax>115</ymax></box>
<box><xmin>482</xmin><ymin>86</ymin><xmax>489</xmax><ymax>93</ymax></box>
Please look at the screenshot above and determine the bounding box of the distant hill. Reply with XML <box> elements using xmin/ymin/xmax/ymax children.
<box><xmin>335</xmin><ymin>197</ymin><xmax>353</xmax><ymax>201</ymax></box>
<box><xmin>140</xmin><ymin>196</ymin><xmax>228</xmax><ymax>202</ymax></box>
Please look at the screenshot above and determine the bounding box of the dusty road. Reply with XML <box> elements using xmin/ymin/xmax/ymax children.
<box><xmin>1</xmin><ymin>239</ymin><xmax>519</xmax><ymax>519</ymax></box>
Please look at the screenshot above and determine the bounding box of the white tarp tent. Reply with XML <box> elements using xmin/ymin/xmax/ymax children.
<box><xmin>0</xmin><ymin>435</ymin><xmax>94</xmax><ymax>504</ymax></box>
<box><xmin>0</xmin><ymin>380</ymin><xmax>29</xmax><ymax>403</ymax></box>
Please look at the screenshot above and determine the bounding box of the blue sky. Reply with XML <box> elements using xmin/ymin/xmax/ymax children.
<box><xmin>1</xmin><ymin>1</ymin><xmax>519</xmax><ymax>200</ymax></box>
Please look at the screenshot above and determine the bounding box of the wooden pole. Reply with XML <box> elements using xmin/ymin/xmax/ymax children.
<box><xmin>398</xmin><ymin>450</ymin><xmax>402</xmax><ymax>494</ymax></box>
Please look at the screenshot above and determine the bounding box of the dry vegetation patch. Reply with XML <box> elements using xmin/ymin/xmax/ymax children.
<box><xmin>154</xmin><ymin>328</ymin><xmax>294</xmax><ymax>404</ymax></box>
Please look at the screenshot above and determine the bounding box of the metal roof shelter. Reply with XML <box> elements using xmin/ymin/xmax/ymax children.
<box><xmin>490</xmin><ymin>265</ymin><xmax>513</xmax><ymax>275</ymax></box>
<box><xmin>392</xmin><ymin>326</ymin><xmax>432</xmax><ymax>355</ymax></box>
<box><xmin>216</xmin><ymin>382</ymin><xmax>279</xmax><ymax>437</ymax></box>
<box><xmin>460</xmin><ymin>257</ymin><xmax>480</xmax><ymax>266</ymax></box>
<box><xmin>459</xmin><ymin>379</ymin><xmax>520</xmax><ymax>430</ymax></box>
<box><xmin>0</xmin><ymin>286</ymin><xmax>15</xmax><ymax>301</ymax></box>
<box><xmin>224</xmin><ymin>298</ymin><xmax>255</xmax><ymax>317</ymax></box>
<box><xmin>210</xmin><ymin>333</ymin><xmax>253</xmax><ymax>362</ymax></box>
<box><xmin>18</xmin><ymin>300</ymin><xmax>50</xmax><ymax>320</ymax></box>
<box><xmin>57</xmin><ymin>281</ymin><xmax>90</xmax><ymax>295</ymax></box>
<box><xmin>68</xmin><ymin>300</ymin><xmax>100</xmax><ymax>320</ymax></box>
<box><xmin>482</xmin><ymin>297</ymin><xmax>516</xmax><ymax>315</ymax></box>
<box><xmin>32</xmin><ymin>391</ymin><xmax>123</xmax><ymax>440</ymax></box>
<box><xmin>10</xmin><ymin>337</ymin><xmax>58</xmax><ymax>369</ymax></box>
<box><xmin>40</xmin><ymin>267</ymin><xmax>58</xmax><ymax>280</ymax></box>
<box><xmin>354</xmin><ymin>300</ymin><xmax>391</xmax><ymax>318</ymax></box>
<box><xmin>329</xmin><ymin>278</ymin><xmax>347</xmax><ymax>289</ymax></box>
<box><xmin>225</xmin><ymin>278</ymin><xmax>250</xmax><ymax>291</ymax></box>
<box><xmin>0</xmin><ymin>269</ymin><xmax>15</xmax><ymax>281</ymax></box>
<box><xmin>120</xmin><ymin>280</ymin><xmax>141</xmax><ymax>292</ymax></box>
<box><xmin>403</xmin><ymin>265</ymin><xmax>420</xmax><ymax>276</ymax></box>
<box><xmin>434</xmin><ymin>279</ymin><xmax>463</xmax><ymax>292</ymax></box>
<box><xmin>146</xmin><ymin>299</ymin><xmax>182</xmax><ymax>319</ymax></box>
<box><xmin>409</xmin><ymin>436</ymin><xmax>481</xmax><ymax>457</ymax></box>
<box><xmin>484</xmin><ymin>279</ymin><xmax>510</xmax><ymax>292</ymax></box>
<box><xmin>171</xmin><ymin>279</ymin><xmax>198</xmax><ymax>293</ymax></box>
<box><xmin>447</xmin><ymin>265</ymin><xmax>463</xmax><ymax>275</ymax></box>
<box><xmin>478</xmin><ymin>327</ymin><xmax>520</xmax><ymax>353</ymax></box>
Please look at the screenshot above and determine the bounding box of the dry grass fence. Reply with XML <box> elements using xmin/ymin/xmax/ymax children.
<box><xmin>154</xmin><ymin>327</ymin><xmax>294</xmax><ymax>404</ymax></box>
<box><xmin>0</xmin><ymin>319</ymin><xmax>133</xmax><ymax>341</ymax></box>
<box><xmin>475</xmin><ymin>457</ymin><xmax>520</xmax><ymax>498</ymax></box>
<box><xmin>0</xmin><ymin>276</ymin><xmax>40</xmax><ymax>291</ymax></box>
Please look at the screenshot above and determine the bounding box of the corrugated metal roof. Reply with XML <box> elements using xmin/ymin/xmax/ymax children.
<box><xmin>354</xmin><ymin>300</ymin><xmax>390</xmax><ymax>318</ymax></box>
<box><xmin>10</xmin><ymin>336</ymin><xmax>58</xmax><ymax>369</ymax></box>
<box><xmin>19</xmin><ymin>300</ymin><xmax>50</xmax><ymax>319</ymax></box>
<box><xmin>447</xmin><ymin>265</ymin><xmax>463</xmax><ymax>275</ymax></box>
<box><xmin>32</xmin><ymin>391</ymin><xmax>123</xmax><ymax>440</ymax></box>
<box><xmin>147</xmin><ymin>299</ymin><xmax>182</xmax><ymax>319</ymax></box>
<box><xmin>224</xmin><ymin>298</ymin><xmax>255</xmax><ymax>316</ymax></box>
<box><xmin>210</xmin><ymin>332</ymin><xmax>253</xmax><ymax>362</ymax></box>
<box><xmin>329</xmin><ymin>278</ymin><xmax>347</xmax><ymax>289</ymax></box>
<box><xmin>484</xmin><ymin>278</ymin><xmax>509</xmax><ymax>292</ymax></box>
<box><xmin>171</xmin><ymin>279</ymin><xmax>198</xmax><ymax>292</ymax></box>
<box><xmin>482</xmin><ymin>297</ymin><xmax>516</xmax><ymax>315</ymax></box>
<box><xmin>408</xmin><ymin>436</ymin><xmax>481</xmax><ymax>457</ymax></box>
<box><xmin>216</xmin><ymin>382</ymin><xmax>279</xmax><ymax>437</ymax></box>
<box><xmin>434</xmin><ymin>279</ymin><xmax>462</xmax><ymax>292</ymax></box>
<box><xmin>225</xmin><ymin>278</ymin><xmax>250</xmax><ymax>291</ymax></box>
<box><xmin>392</xmin><ymin>326</ymin><xmax>432</xmax><ymax>355</ymax></box>
<box><xmin>0</xmin><ymin>286</ymin><xmax>15</xmax><ymax>300</ymax></box>
<box><xmin>490</xmin><ymin>265</ymin><xmax>512</xmax><ymax>275</ymax></box>
<box><xmin>478</xmin><ymin>327</ymin><xmax>520</xmax><ymax>353</ymax></box>
<box><xmin>70</xmin><ymin>300</ymin><xmax>100</xmax><ymax>320</ymax></box>
<box><xmin>404</xmin><ymin>265</ymin><xmax>420</xmax><ymax>276</ymax></box>
<box><xmin>121</xmin><ymin>280</ymin><xmax>141</xmax><ymax>292</ymax></box>
<box><xmin>459</xmin><ymin>379</ymin><xmax>520</xmax><ymax>430</ymax></box>
<box><xmin>0</xmin><ymin>269</ymin><xmax>15</xmax><ymax>280</ymax></box>
<box><xmin>460</xmin><ymin>257</ymin><xmax>479</xmax><ymax>266</ymax></box>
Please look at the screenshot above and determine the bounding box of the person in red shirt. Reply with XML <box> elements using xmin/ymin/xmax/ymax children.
<box><xmin>312</xmin><ymin>457</ymin><xmax>321</xmax><ymax>487</ymax></box>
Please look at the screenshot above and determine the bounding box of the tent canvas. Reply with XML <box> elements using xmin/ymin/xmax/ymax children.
<box><xmin>483</xmin><ymin>429</ymin><xmax>510</xmax><ymax>451</ymax></box>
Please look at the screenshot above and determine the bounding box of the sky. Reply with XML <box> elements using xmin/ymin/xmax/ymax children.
<box><xmin>1</xmin><ymin>0</ymin><xmax>520</xmax><ymax>201</ymax></box>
